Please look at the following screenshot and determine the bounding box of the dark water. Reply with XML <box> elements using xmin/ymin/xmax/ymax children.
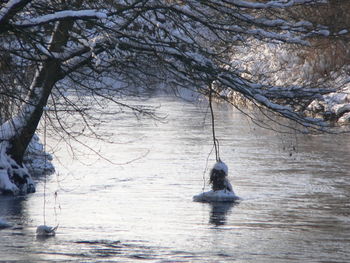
<box><xmin>1</xmin><ymin>96</ymin><xmax>349</xmax><ymax>262</ymax></box>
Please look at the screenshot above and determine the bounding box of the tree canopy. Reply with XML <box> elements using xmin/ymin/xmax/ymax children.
<box><xmin>0</xmin><ymin>0</ymin><xmax>349</xmax><ymax>194</ymax></box>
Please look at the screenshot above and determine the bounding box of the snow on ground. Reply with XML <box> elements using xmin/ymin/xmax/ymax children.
<box><xmin>306</xmin><ymin>85</ymin><xmax>350</xmax><ymax>122</ymax></box>
<box><xmin>0</xmin><ymin>140</ymin><xmax>34</xmax><ymax>195</ymax></box>
<box><xmin>0</xmin><ymin>132</ymin><xmax>54</xmax><ymax>195</ymax></box>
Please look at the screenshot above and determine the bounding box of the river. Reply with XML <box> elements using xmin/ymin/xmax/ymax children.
<box><xmin>1</xmin><ymin>95</ymin><xmax>349</xmax><ymax>262</ymax></box>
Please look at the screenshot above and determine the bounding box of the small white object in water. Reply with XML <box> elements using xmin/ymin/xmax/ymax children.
<box><xmin>193</xmin><ymin>189</ymin><xmax>239</xmax><ymax>203</ymax></box>
<box><xmin>36</xmin><ymin>225</ymin><xmax>58</xmax><ymax>236</ymax></box>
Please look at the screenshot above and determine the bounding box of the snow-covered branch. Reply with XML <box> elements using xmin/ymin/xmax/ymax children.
<box><xmin>0</xmin><ymin>0</ymin><xmax>32</xmax><ymax>26</ymax></box>
<box><xmin>167</xmin><ymin>5</ymin><xmax>311</xmax><ymax>45</ymax></box>
<box><xmin>15</xmin><ymin>9</ymin><xmax>107</xmax><ymax>27</ymax></box>
<box><xmin>226</xmin><ymin>0</ymin><xmax>327</xmax><ymax>9</ymax></box>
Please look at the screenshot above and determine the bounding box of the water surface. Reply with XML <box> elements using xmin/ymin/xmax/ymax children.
<box><xmin>1</xmin><ymin>96</ymin><xmax>349</xmax><ymax>262</ymax></box>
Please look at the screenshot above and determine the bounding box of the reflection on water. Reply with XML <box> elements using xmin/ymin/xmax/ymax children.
<box><xmin>209</xmin><ymin>202</ymin><xmax>236</xmax><ymax>226</ymax></box>
<box><xmin>1</xmin><ymin>95</ymin><xmax>350</xmax><ymax>262</ymax></box>
<box><xmin>0</xmin><ymin>196</ymin><xmax>25</xmax><ymax>218</ymax></box>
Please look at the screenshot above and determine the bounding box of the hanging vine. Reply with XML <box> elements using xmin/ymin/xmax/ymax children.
<box><xmin>201</xmin><ymin>82</ymin><xmax>221</xmax><ymax>192</ymax></box>
<box><xmin>208</xmin><ymin>82</ymin><xmax>220</xmax><ymax>162</ymax></box>
<box><xmin>43</xmin><ymin>110</ymin><xmax>47</xmax><ymax>226</ymax></box>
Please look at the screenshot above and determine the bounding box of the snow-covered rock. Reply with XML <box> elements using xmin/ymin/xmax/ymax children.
<box><xmin>318</xmin><ymin>87</ymin><xmax>350</xmax><ymax>123</ymax></box>
<box><xmin>0</xmin><ymin>169</ymin><xmax>19</xmax><ymax>195</ymax></box>
<box><xmin>306</xmin><ymin>100</ymin><xmax>325</xmax><ymax>113</ymax></box>
<box><xmin>324</xmin><ymin>90</ymin><xmax>350</xmax><ymax>106</ymax></box>
<box><xmin>0</xmin><ymin>141</ymin><xmax>35</xmax><ymax>195</ymax></box>
<box><xmin>193</xmin><ymin>189</ymin><xmax>239</xmax><ymax>203</ymax></box>
<box><xmin>333</xmin><ymin>103</ymin><xmax>350</xmax><ymax>117</ymax></box>
<box><xmin>0</xmin><ymin>133</ymin><xmax>54</xmax><ymax>195</ymax></box>
<box><xmin>338</xmin><ymin>112</ymin><xmax>350</xmax><ymax>124</ymax></box>
<box><xmin>197</xmin><ymin>161</ymin><xmax>238</xmax><ymax>202</ymax></box>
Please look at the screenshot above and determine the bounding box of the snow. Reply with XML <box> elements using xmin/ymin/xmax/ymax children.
<box><xmin>324</xmin><ymin>91</ymin><xmax>349</xmax><ymax>106</ymax></box>
<box><xmin>16</xmin><ymin>10</ymin><xmax>108</xmax><ymax>27</ymax></box>
<box><xmin>213</xmin><ymin>161</ymin><xmax>228</xmax><ymax>174</ymax></box>
<box><xmin>0</xmin><ymin>169</ymin><xmax>19</xmax><ymax>194</ymax></box>
<box><xmin>24</xmin><ymin>134</ymin><xmax>55</xmax><ymax>176</ymax></box>
<box><xmin>320</xmin><ymin>87</ymin><xmax>350</xmax><ymax>122</ymax></box>
<box><xmin>0</xmin><ymin>133</ymin><xmax>50</xmax><ymax>195</ymax></box>
<box><xmin>0</xmin><ymin>0</ymin><xmax>22</xmax><ymax>21</ymax></box>
<box><xmin>0</xmin><ymin>104</ymin><xmax>35</xmax><ymax>140</ymax></box>
<box><xmin>0</xmin><ymin>142</ymin><xmax>20</xmax><ymax>194</ymax></box>
<box><xmin>193</xmin><ymin>189</ymin><xmax>239</xmax><ymax>203</ymax></box>
<box><xmin>338</xmin><ymin>112</ymin><xmax>350</xmax><ymax>123</ymax></box>
<box><xmin>315</xmin><ymin>29</ymin><xmax>330</xmax><ymax>37</ymax></box>
<box><xmin>195</xmin><ymin>161</ymin><xmax>238</xmax><ymax>202</ymax></box>
<box><xmin>225</xmin><ymin>36</ymin><xmax>350</xmax><ymax>125</ymax></box>
<box><xmin>0</xmin><ymin>132</ymin><xmax>53</xmax><ymax>195</ymax></box>
<box><xmin>254</xmin><ymin>94</ymin><xmax>293</xmax><ymax>112</ymax></box>
<box><xmin>0</xmin><ymin>116</ymin><xmax>22</xmax><ymax>141</ymax></box>
<box><xmin>333</xmin><ymin>104</ymin><xmax>350</xmax><ymax>116</ymax></box>
<box><xmin>35</xmin><ymin>43</ymin><xmax>52</xmax><ymax>57</ymax></box>
<box><xmin>230</xmin><ymin>0</ymin><xmax>326</xmax><ymax>9</ymax></box>
<box><xmin>295</xmin><ymin>21</ymin><xmax>313</xmax><ymax>28</ymax></box>
<box><xmin>0</xmin><ymin>92</ymin><xmax>54</xmax><ymax>194</ymax></box>
<box><xmin>338</xmin><ymin>29</ymin><xmax>348</xmax><ymax>35</ymax></box>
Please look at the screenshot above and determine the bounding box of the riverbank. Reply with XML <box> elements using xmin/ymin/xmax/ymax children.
<box><xmin>306</xmin><ymin>86</ymin><xmax>350</xmax><ymax>124</ymax></box>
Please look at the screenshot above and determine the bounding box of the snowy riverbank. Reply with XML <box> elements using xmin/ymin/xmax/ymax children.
<box><xmin>224</xmin><ymin>41</ymin><xmax>350</xmax><ymax>125</ymax></box>
<box><xmin>23</xmin><ymin>134</ymin><xmax>55</xmax><ymax>176</ymax></box>
<box><xmin>0</xmin><ymin>134</ymin><xmax>54</xmax><ymax>195</ymax></box>
<box><xmin>307</xmin><ymin>86</ymin><xmax>350</xmax><ymax>123</ymax></box>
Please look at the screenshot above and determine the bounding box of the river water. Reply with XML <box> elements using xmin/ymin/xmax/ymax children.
<box><xmin>1</xmin><ymin>95</ymin><xmax>350</xmax><ymax>262</ymax></box>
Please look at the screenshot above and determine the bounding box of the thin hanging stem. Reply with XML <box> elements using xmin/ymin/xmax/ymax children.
<box><xmin>202</xmin><ymin>144</ymin><xmax>215</xmax><ymax>191</ymax></box>
<box><xmin>43</xmin><ymin>111</ymin><xmax>47</xmax><ymax>225</ymax></box>
<box><xmin>209</xmin><ymin>83</ymin><xmax>220</xmax><ymax>162</ymax></box>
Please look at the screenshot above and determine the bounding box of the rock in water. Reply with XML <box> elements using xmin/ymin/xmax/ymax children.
<box><xmin>193</xmin><ymin>189</ymin><xmax>239</xmax><ymax>202</ymax></box>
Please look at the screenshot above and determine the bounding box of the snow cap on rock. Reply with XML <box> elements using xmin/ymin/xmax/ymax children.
<box><xmin>213</xmin><ymin>161</ymin><xmax>228</xmax><ymax>174</ymax></box>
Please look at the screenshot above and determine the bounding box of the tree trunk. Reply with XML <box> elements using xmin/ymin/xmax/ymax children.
<box><xmin>6</xmin><ymin>19</ymin><xmax>73</xmax><ymax>164</ymax></box>
<box><xmin>7</xmin><ymin>59</ymin><xmax>62</xmax><ymax>164</ymax></box>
